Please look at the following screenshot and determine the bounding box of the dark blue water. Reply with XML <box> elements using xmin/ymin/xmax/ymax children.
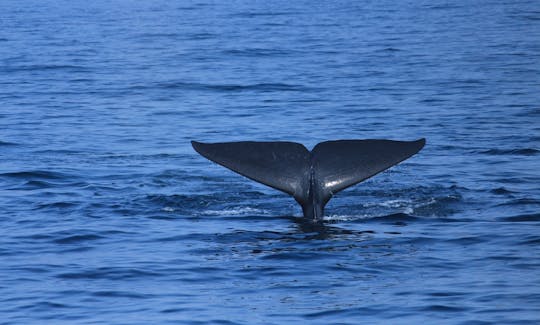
<box><xmin>1</xmin><ymin>1</ymin><xmax>539</xmax><ymax>324</ymax></box>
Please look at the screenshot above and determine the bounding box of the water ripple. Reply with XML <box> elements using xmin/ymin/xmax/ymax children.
<box><xmin>478</xmin><ymin>148</ymin><xmax>539</xmax><ymax>155</ymax></box>
<box><xmin>499</xmin><ymin>213</ymin><xmax>540</xmax><ymax>222</ymax></box>
<box><xmin>1</xmin><ymin>0</ymin><xmax>539</xmax><ymax>323</ymax></box>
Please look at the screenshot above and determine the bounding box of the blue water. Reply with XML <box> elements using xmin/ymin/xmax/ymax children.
<box><xmin>1</xmin><ymin>1</ymin><xmax>539</xmax><ymax>324</ymax></box>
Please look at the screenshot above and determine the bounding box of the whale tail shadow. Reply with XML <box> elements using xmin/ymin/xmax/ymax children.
<box><xmin>192</xmin><ymin>138</ymin><xmax>425</xmax><ymax>221</ymax></box>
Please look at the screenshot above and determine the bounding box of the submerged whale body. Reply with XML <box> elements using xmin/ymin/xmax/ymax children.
<box><xmin>192</xmin><ymin>139</ymin><xmax>425</xmax><ymax>221</ymax></box>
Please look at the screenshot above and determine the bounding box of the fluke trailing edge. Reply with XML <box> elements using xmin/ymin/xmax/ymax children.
<box><xmin>192</xmin><ymin>139</ymin><xmax>425</xmax><ymax>221</ymax></box>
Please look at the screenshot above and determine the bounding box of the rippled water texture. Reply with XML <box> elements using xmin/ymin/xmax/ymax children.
<box><xmin>1</xmin><ymin>1</ymin><xmax>539</xmax><ymax>324</ymax></box>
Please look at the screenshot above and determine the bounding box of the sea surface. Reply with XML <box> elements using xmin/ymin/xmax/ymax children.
<box><xmin>1</xmin><ymin>1</ymin><xmax>539</xmax><ymax>324</ymax></box>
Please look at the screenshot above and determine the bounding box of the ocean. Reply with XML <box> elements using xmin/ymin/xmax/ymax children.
<box><xmin>1</xmin><ymin>0</ymin><xmax>539</xmax><ymax>324</ymax></box>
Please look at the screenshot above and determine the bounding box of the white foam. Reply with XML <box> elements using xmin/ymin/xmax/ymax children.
<box><xmin>378</xmin><ymin>199</ymin><xmax>412</xmax><ymax>208</ymax></box>
<box><xmin>200</xmin><ymin>206</ymin><xmax>267</xmax><ymax>216</ymax></box>
<box><xmin>323</xmin><ymin>214</ymin><xmax>370</xmax><ymax>222</ymax></box>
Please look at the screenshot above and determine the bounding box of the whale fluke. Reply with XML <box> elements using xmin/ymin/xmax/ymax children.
<box><xmin>191</xmin><ymin>141</ymin><xmax>311</xmax><ymax>201</ymax></box>
<box><xmin>192</xmin><ymin>138</ymin><xmax>425</xmax><ymax>221</ymax></box>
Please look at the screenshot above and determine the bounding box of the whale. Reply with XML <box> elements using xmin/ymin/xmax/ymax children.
<box><xmin>192</xmin><ymin>138</ymin><xmax>425</xmax><ymax>221</ymax></box>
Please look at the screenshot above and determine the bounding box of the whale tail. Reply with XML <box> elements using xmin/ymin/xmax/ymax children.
<box><xmin>192</xmin><ymin>138</ymin><xmax>425</xmax><ymax>220</ymax></box>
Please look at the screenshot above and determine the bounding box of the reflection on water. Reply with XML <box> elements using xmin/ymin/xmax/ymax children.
<box><xmin>291</xmin><ymin>215</ymin><xmax>376</xmax><ymax>239</ymax></box>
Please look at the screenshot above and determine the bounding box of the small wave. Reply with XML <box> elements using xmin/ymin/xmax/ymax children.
<box><xmin>420</xmin><ymin>98</ymin><xmax>448</xmax><ymax>103</ymax></box>
<box><xmin>511</xmin><ymin>14</ymin><xmax>540</xmax><ymax>21</ymax></box>
<box><xmin>20</xmin><ymin>301</ymin><xmax>71</xmax><ymax>311</ymax></box>
<box><xmin>11</xmin><ymin>265</ymin><xmax>54</xmax><ymax>274</ymax></box>
<box><xmin>98</xmin><ymin>153</ymin><xmax>185</xmax><ymax>162</ymax></box>
<box><xmin>36</xmin><ymin>201</ymin><xmax>79</xmax><ymax>210</ymax></box>
<box><xmin>0</xmin><ymin>140</ymin><xmax>18</xmax><ymax>146</ymax></box>
<box><xmin>20</xmin><ymin>180</ymin><xmax>55</xmax><ymax>189</ymax></box>
<box><xmin>0</xmin><ymin>170</ymin><xmax>68</xmax><ymax>180</ymax></box>
<box><xmin>146</xmin><ymin>193</ymin><xmax>218</xmax><ymax>212</ymax></box>
<box><xmin>54</xmin><ymin>234</ymin><xmax>104</xmax><ymax>244</ymax></box>
<box><xmin>233</xmin><ymin>11</ymin><xmax>295</xmax><ymax>18</ymax></box>
<box><xmin>427</xmin><ymin>4</ymin><xmax>464</xmax><ymax>10</ymax></box>
<box><xmin>323</xmin><ymin>212</ymin><xmax>418</xmax><ymax>225</ymax></box>
<box><xmin>161</xmin><ymin>307</ymin><xmax>197</xmax><ymax>314</ymax></box>
<box><xmin>518</xmin><ymin>236</ymin><xmax>540</xmax><ymax>245</ymax></box>
<box><xmin>323</xmin><ymin>214</ymin><xmax>358</xmax><ymax>222</ymax></box>
<box><xmin>490</xmin><ymin>187</ymin><xmax>515</xmax><ymax>195</ymax></box>
<box><xmin>335</xmin><ymin>185</ymin><xmax>463</xmax><ymax>219</ymax></box>
<box><xmin>499</xmin><ymin>213</ymin><xmax>540</xmax><ymax>222</ymax></box>
<box><xmin>362</xmin><ymin>199</ymin><xmax>415</xmax><ymax>214</ymax></box>
<box><xmin>410</xmin><ymin>194</ymin><xmax>463</xmax><ymax>217</ymax></box>
<box><xmin>261</xmin><ymin>251</ymin><xmax>327</xmax><ymax>261</ymax></box>
<box><xmin>137</xmin><ymin>32</ymin><xmax>180</xmax><ymax>39</ymax></box>
<box><xmin>478</xmin><ymin>148</ymin><xmax>539</xmax><ymax>156</ymax></box>
<box><xmin>363</xmin><ymin>213</ymin><xmax>419</xmax><ymax>224</ymax></box>
<box><xmin>56</xmin><ymin>267</ymin><xmax>162</xmax><ymax>280</ymax></box>
<box><xmin>187</xmin><ymin>32</ymin><xmax>216</xmax><ymax>40</ymax></box>
<box><xmin>327</xmin><ymin>212</ymin><xmax>420</xmax><ymax>224</ymax></box>
<box><xmin>91</xmin><ymin>290</ymin><xmax>151</xmax><ymax>299</ymax></box>
<box><xmin>33</xmin><ymin>149</ymin><xmax>80</xmax><ymax>155</ymax></box>
<box><xmin>201</xmin><ymin>207</ymin><xmax>268</xmax><ymax>216</ymax></box>
<box><xmin>445</xmin><ymin>236</ymin><xmax>488</xmax><ymax>245</ymax></box>
<box><xmin>223</xmin><ymin>48</ymin><xmax>293</xmax><ymax>57</ymax></box>
<box><xmin>363</xmin><ymin>199</ymin><xmax>412</xmax><ymax>208</ymax></box>
<box><xmin>147</xmin><ymin>194</ymin><xmax>191</xmax><ymax>204</ymax></box>
<box><xmin>420</xmin><ymin>304</ymin><xmax>468</xmax><ymax>312</ymax></box>
<box><xmin>130</xmin><ymin>81</ymin><xmax>311</xmax><ymax>93</ymax></box>
<box><xmin>3</xmin><ymin>64</ymin><xmax>90</xmax><ymax>73</ymax></box>
<box><xmin>497</xmin><ymin>198</ymin><xmax>540</xmax><ymax>206</ymax></box>
<box><xmin>376</xmin><ymin>47</ymin><xmax>402</xmax><ymax>52</ymax></box>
